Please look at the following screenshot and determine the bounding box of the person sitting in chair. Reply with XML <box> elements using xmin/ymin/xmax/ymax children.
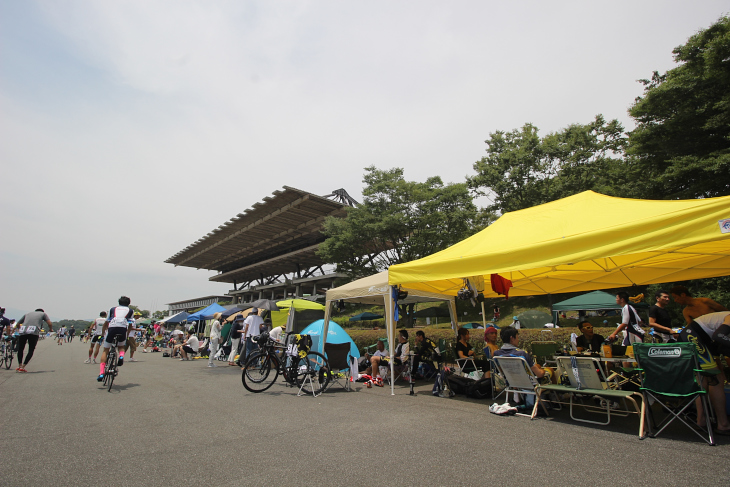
<box><xmin>412</xmin><ymin>330</ymin><xmax>438</xmax><ymax>379</ymax></box>
<box><xmin>455</xmin><ymin>327</ymin><xmax>488</xmax><ymax>376</ymax></box>
<box><xmin>483</xmin><ymin>326</ymin><xmax>499</xmax><ymax>358</ymax></box>
<box><xmin>575</xmin><ymin>320</ymin><xmax>605</xmax><ymax>353</ymax></box>
<box><xmin>367</xmin><ymin>331</ymin><xmax>409</xmax><ymax>379</ymax></box>
<box><xmin>174</xmin><ymin>330</ymin><xmax>199</xmax><ymax>361</ymax></box>
<box><xmin>493</xmin><ymin>327</ymin><xmax>555</xmax><ymax>383</ymax></box>
<box><xmin>364</xmin><ymin>339</ymin><xmax>389</xmax><ymax>378</ymax></box>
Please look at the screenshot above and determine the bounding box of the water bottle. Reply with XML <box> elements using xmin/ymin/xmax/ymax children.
<box><xmin>602</xmin><ymin>340</ymin><xmax>612</xmax><ymax>358</ymax></box>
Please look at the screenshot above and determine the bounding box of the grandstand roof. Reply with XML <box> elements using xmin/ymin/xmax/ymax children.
<box><xmin>165</xmin><ymin>186</ymin><xmax>347</xmax><ymax>282</ymax></box>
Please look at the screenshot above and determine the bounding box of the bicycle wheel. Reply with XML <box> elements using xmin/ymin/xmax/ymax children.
<box><xmin>242</xmin><ymin>352</ymin><xmax>279</xmax><ymax>393</ymax></box>
<box><xmin>3</xmin><ymin>343</ymin><xmax>12</xmax><ymax>370</ymax></box>
<box><xmin>104</xmin><ymin>351</ymin><xmax>116</xmax><ymax>389</ymax></box>
<box><xmin>294</xmin><ymin>351</ymin><xmax>330</xmax><ymax>395</ymax></box>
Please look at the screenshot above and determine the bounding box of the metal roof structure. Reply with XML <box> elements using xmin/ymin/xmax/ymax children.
<box><xmin>165</xmin><ymin>186</ymin><xmax>349</xmax><ymax>285</ymax></box>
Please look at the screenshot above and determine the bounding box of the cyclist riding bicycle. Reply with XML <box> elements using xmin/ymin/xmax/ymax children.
<box><xmin>97</xmin><ymin>296</ymin><xmax>133</xmax><ymax>382</ymax></box>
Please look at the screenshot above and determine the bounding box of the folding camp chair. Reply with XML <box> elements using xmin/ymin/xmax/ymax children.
<box><xmin>324</xmin><ymin>342</ymin><xmax>354</xmax><ymax>392</ymax></box>
<box><xmin>531</xmin><ymin>341</ymin><xmax>559</xmax><ymax>368</ymax></box>
<box><xmin>492</xmin><ymin>356</ymin><xmax>550</xmax><ymax>418</ymax></box>
<box><xmin>633</xmin><ymin>343</ymin><xmax>715</xmax><ymax>445</ymax></box>
<box><xmin>538</xmin><ymin>357</ymin><xmax>643</xmax><ymax>434</ymax></box>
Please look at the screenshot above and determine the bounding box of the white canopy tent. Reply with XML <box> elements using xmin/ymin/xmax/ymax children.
<box><xmin>322</xmin><ymin>271</ymin><xmax>456</xmax><ymax>395</ymax></box>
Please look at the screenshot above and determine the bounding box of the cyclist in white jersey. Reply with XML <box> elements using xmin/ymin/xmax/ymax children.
<box><xmin>97</xmin><ymin>296</ymin><xmax>133</xmax><ymax>382</ymax></box>
<box><xmin>86</xmin><ymin>311</ymin><xmax>107</xmax><ymax>363</ymax></box>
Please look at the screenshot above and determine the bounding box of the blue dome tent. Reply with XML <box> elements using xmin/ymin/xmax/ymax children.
<box><xmin>300</xmin><ymin>319</ymin><xmax>360</xmax><ymax>360</ymax></box>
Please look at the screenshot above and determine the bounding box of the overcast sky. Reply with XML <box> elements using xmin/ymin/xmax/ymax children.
<box><xmin>1</xmin><ymin>1</ymin><xmax>727</xmax><ymax>320</ymax></box>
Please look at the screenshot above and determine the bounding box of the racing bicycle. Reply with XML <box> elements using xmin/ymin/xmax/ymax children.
<box><xmin>242</xmin><ymin>332</ymin><xmax>330</xmax><ymax>396</ymax></box>
<box><xmin>102</xmin><ymin>335</ymin><xmax>121</xmax><ymax>392</ymax></box>
<box><xmin>1</xmin><ymin>335</ymin><xmax>13</xmax><ymax>370</ymax></box>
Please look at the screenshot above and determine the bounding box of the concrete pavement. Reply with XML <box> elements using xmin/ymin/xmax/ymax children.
<box><xmin>1</xmin><ymin>338</ymin><xmax>728</xmax><ymax>486</ymax></box>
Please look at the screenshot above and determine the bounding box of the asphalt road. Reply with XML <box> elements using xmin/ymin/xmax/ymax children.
<box><xmin>1</xmin><ymin>338</ymin><xmax>729</xmax><ymax>487</ymax></box>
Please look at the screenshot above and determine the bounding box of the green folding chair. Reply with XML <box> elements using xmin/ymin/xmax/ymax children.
<box><xmin>633</xmin><ymin>342</ymin><xmax>715</xmax><ymax>445</ymax></box>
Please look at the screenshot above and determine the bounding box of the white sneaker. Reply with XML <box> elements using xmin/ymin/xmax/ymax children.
<box><xmin>92</xmin><ymin>359</ymin><xmax>97</xmax><ymax>364</ymax></box>
<box><xmin>84</xmin><ymin>358</ymin><xmax>91</xmax><ymax>364</ymax></box>
<box><xmin>129</xmin><ymin>357</ymin><xmax>137</xmax><ymax>362</ymax></box>
<box><xmin>207</xmin><ymin>363</ymin><xmax>217</xmax><ymax>367</ymax></box>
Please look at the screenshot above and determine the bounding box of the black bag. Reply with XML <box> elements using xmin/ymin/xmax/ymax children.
<box><xmin>446</xmin><ymin>375</ymin><xmax>475</xmax><ymax>395</ymax></box>
<box><xmin>466</xmin><ymin>377</ymin><xmax>493</xmax><ymax>399</ymax></box>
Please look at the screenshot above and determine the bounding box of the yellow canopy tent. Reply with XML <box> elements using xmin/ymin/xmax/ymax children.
<box><xmin>270</xmin><ymin>298</ymin><xmax>325</xmax><ymax>332</ymax></box>
<box><xmin>388</xmin><ymin>191</ymin><xmax>730</xmax><ymax>296</ymax></box>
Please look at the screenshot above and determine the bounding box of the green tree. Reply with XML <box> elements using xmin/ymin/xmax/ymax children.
<box><xmin>628</xmin><ymin>16</ymin><xmax>730</xmax><ymax>199</ymax></box>
<box><xmin>318</xmin><ymin>166</ymin><xmax>483</xmax><ymax>278</ymax></box>
<box><xmin>467</xmin><ymin>115</ymin><xmax>628</xmax><ymax>213</ymax></box>
<box><xmin>152</xmin><ymin>310</ymin><xmax>166</xmax><ymax>320</ymax></box>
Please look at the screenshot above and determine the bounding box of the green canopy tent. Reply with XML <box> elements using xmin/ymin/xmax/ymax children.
<box><xmin>516</xmin><ymin>310</ymin><xmax>554</xmax><ymax>329</ymax></box>
<box><xmin>551</xmin><ymin>290</ymin><xmax>649</xmax><ymax>326</ymax></box>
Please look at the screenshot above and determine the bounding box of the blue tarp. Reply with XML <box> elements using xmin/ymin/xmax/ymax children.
<box><xmin>188</xmin><ymin>303</ymin><xmax>226</xmax><ymax>322</ymax></box>
<box><xmin>163</xmin><ymin>312</ymin><xmax>189</xmax><ymax>324</ymax></box>
<box><xmin>300</xmin><ymin>319</ymin><xmax>360</xmax><ymax>359</ymax></box>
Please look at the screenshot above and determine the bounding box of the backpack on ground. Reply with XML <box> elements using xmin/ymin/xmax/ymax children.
<box><xmin>446</xmin><ymin>375</ymin><xmax>475</xmax><ymax>395</ymax></box>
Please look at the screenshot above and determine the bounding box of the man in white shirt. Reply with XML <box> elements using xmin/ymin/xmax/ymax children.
<box><xmin>364</xmin><ymin>339</ymin><xmax>390</xmax><ymax>380</ymax></box>
<box><xmin>243</xmin><ymin>308</ymin><xmax>264</xmax><ymax>362</ymax></box>
<box><xmin>207</xmin><ymin>313</ymin><xmax>222</xmax><ymax>367</ymax></box>
<box><xmin>86</xmin><ymin>311</ymin><xmax>107</xmax><ymax>364</ymax></box>
<box><xmin>177</xmin><ymin>330</ymin><xmax>199</xmax><ymax>361</ymax></box>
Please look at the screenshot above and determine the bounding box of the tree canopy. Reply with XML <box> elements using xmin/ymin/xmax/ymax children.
<box><xmin>467</xmin><ymin>115</ymin><xmax>627</xmax><ymax>213</ymax></box>
<box><xmin>318</xmin><ymin>166</ymin><xmax>484</xmax><ymax>278</ymax></box>
<box><xmin>628</xmin><ymin>15</ymin><xmax>730</xmax><ymax>199</ymax></box>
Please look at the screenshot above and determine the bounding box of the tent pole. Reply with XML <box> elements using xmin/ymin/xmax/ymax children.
<box><xmin>321</xmin><ymin>301</ymin><xmax>332</xmax><ymax>354</ymax></box>
<box><xmin>481</xmin><ymin>301</ymin><xmax>486</xmax><ymax>328</ymax></box>
<box><xmin>387</xmin><ymin>292</ymin><xmax>395</xmax><ymax>396</ymax></box>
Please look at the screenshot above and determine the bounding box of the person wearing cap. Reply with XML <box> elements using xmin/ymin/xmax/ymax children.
<box><xmin>483</xmin><ymin>326</ymin><xmax>499</xmax><ymax>358</ymax></box>
<box><xmin>511</xmin><ymin>316</ymin><xmax>521</xmax><ymax>329</ymax></box>
<box><xmin>243</xmin><ymin>308</ymin><xmax>264</xmax><ymax>363</ymax></box>
<box><xmin>227</xmin><ymin>315</ymin><xmax>245</xmax><ymax>366</ymax></box>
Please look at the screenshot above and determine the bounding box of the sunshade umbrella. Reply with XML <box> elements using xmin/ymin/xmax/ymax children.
<box><xmin>221</xmin><ymin>306</ymin><xmax>249</xmax><ymax>319</ymax></box>
<box><xmin>250</xmin><ymin>299</ymin><xmax>280</xmax><ymax>311</ymax></box>
<box><xmin>461</xmin><ymin>322</ymin><xmax>484</xmax><ymax>329</ymax></box>
<box><xmin>349</xmin><ymin>312</ymin><xmax>384</xmax><ymax>321</ymax></box>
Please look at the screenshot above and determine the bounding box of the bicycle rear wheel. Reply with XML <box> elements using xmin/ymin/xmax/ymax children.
<box><xmin>3</xmin><ymin>344</ymin><xmax>12</xmax><ymax>370</ymax></box>
<box><xmin>104</xmin><ymin>351</ymin><xmax>116</xmax><ymax>390</ymax></box>
<box><xmin>242</xmin><ymin>352</ymin><xmax>279</xmax><ymax>393</ymax></box>
<box><xmin>294</xmin><ymin>351</ymin><xmax>330</xmax><ymax>395</ymax></box>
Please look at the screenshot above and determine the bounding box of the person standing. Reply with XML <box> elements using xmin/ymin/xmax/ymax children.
<box><xmin>227</xmin><ymin>315</ymin><xmax>244</xmax><ymax>366</ymax></box>
<box><xmin>242</xmin><ymin>308</ymin><xmax>264</xmax><ymax>363</ymax></box>
<box><xmin>57</xmin><ymin>325</ymin><xmax>66</xmax><ymax>345</ymax></box>
<box><xmin>15</xmin><ymin>308</ymin><xmax>53</xmax><ymax>372</ymax></box>
<box><xmin>68</xmin><ymin>325</ymin><xmax>76</xmax><ymax>343</ymax></box>
<box><xmin>125</xmin><ymin>312</ymin><xmax>143</xmax><ymax>362</ymax></box>
<box><xmin>670</xmin><ymin>285</ymin><xmax>728</xmax><ymax>324</ymax></box>
<box><xmin>607</xmin><ymin>292</ymin><xmax>646</xmax><ymax>345</ymax></box>
<box><xmin>208</xmin><ymin>313</ymin><xmax>222</xmax><ymax>367</ymax></box>
<box><xmin>648</xmin><ymin>290</ymin><xmax>676</xmax><ymax>343</ymax></box>
<box><xmin>86</xmin><ymin>312</ymin><xmax>107</xmax><ymax>364</ymax></box>
<box><xmin>493</xmin><ymin>305</ymin><xmax>500</xmax><ymax>322</ymax></box>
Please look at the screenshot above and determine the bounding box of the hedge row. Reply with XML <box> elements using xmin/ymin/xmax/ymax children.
<box><xmin>347</xmin><ymin>326</ymin><xmax>617</xmax><ymax>363</ymax></box>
